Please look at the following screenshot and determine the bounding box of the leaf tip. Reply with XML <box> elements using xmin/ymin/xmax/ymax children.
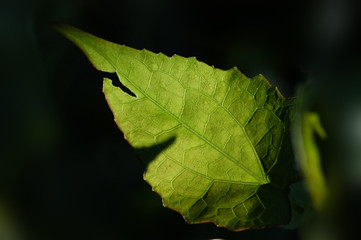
<box><xmin>51</xmin><ymin>22</ymin><xmax>76</xmax><ymax>38</ymax></box>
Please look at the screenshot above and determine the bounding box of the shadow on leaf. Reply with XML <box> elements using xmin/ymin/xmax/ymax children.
<box><xmin>134</xmin><ymin>137</ymin><xmax>176</xmax><ymax>167</ymax></box>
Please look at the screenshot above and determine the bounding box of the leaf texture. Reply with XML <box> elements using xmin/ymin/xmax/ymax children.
<box><xmin>55</xmin><ymin>24</ymin><xmax>295</xmax><ymax>230</ymax></box>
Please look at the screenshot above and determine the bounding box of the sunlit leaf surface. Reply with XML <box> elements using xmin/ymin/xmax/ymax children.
<box><xmin>55</xmin><ymin>24</ymin><xmax>296</xmax><ymax>230</ymax></box>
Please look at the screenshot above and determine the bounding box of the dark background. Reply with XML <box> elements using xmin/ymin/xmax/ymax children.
<box><xmin>1</xmin><ymin>0</ymin><xmax>361</xmax><ymax>239</ymax></box>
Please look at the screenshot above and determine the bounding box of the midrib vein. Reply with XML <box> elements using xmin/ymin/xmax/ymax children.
<box><xmin>75</xmin><ymin>35</ymin><xmax>266</xmax><ymax>183</ymax></box>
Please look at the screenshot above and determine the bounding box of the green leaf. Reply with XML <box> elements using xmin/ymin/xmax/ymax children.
<box><xmin>55</xmin><ymin>24</ymin><xmax>296</xmax><ymax>230</ymax></box>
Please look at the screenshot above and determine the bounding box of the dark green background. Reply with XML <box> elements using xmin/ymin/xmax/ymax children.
<box><xmin>1</xmin><ymin>0</ymin><xmax>361</xmax><ymax>239</ymax></box>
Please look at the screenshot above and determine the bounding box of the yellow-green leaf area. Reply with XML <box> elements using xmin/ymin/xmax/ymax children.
<box><xmin>55</xmin><ymin>24</ymin><xmax>295</xmax><ymax>230</ymax></box>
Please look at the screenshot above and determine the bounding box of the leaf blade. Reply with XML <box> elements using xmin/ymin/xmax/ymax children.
<box><xmin>56</xmin><ymin>24</ymin><xmax>295</xmax><ymax>230</ymax></box>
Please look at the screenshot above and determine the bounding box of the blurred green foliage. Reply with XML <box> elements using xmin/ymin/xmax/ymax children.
<box><xmin>297</xmin><ymin>112</ymin><xmax>328</xmax><ymax>211</ymax></box>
